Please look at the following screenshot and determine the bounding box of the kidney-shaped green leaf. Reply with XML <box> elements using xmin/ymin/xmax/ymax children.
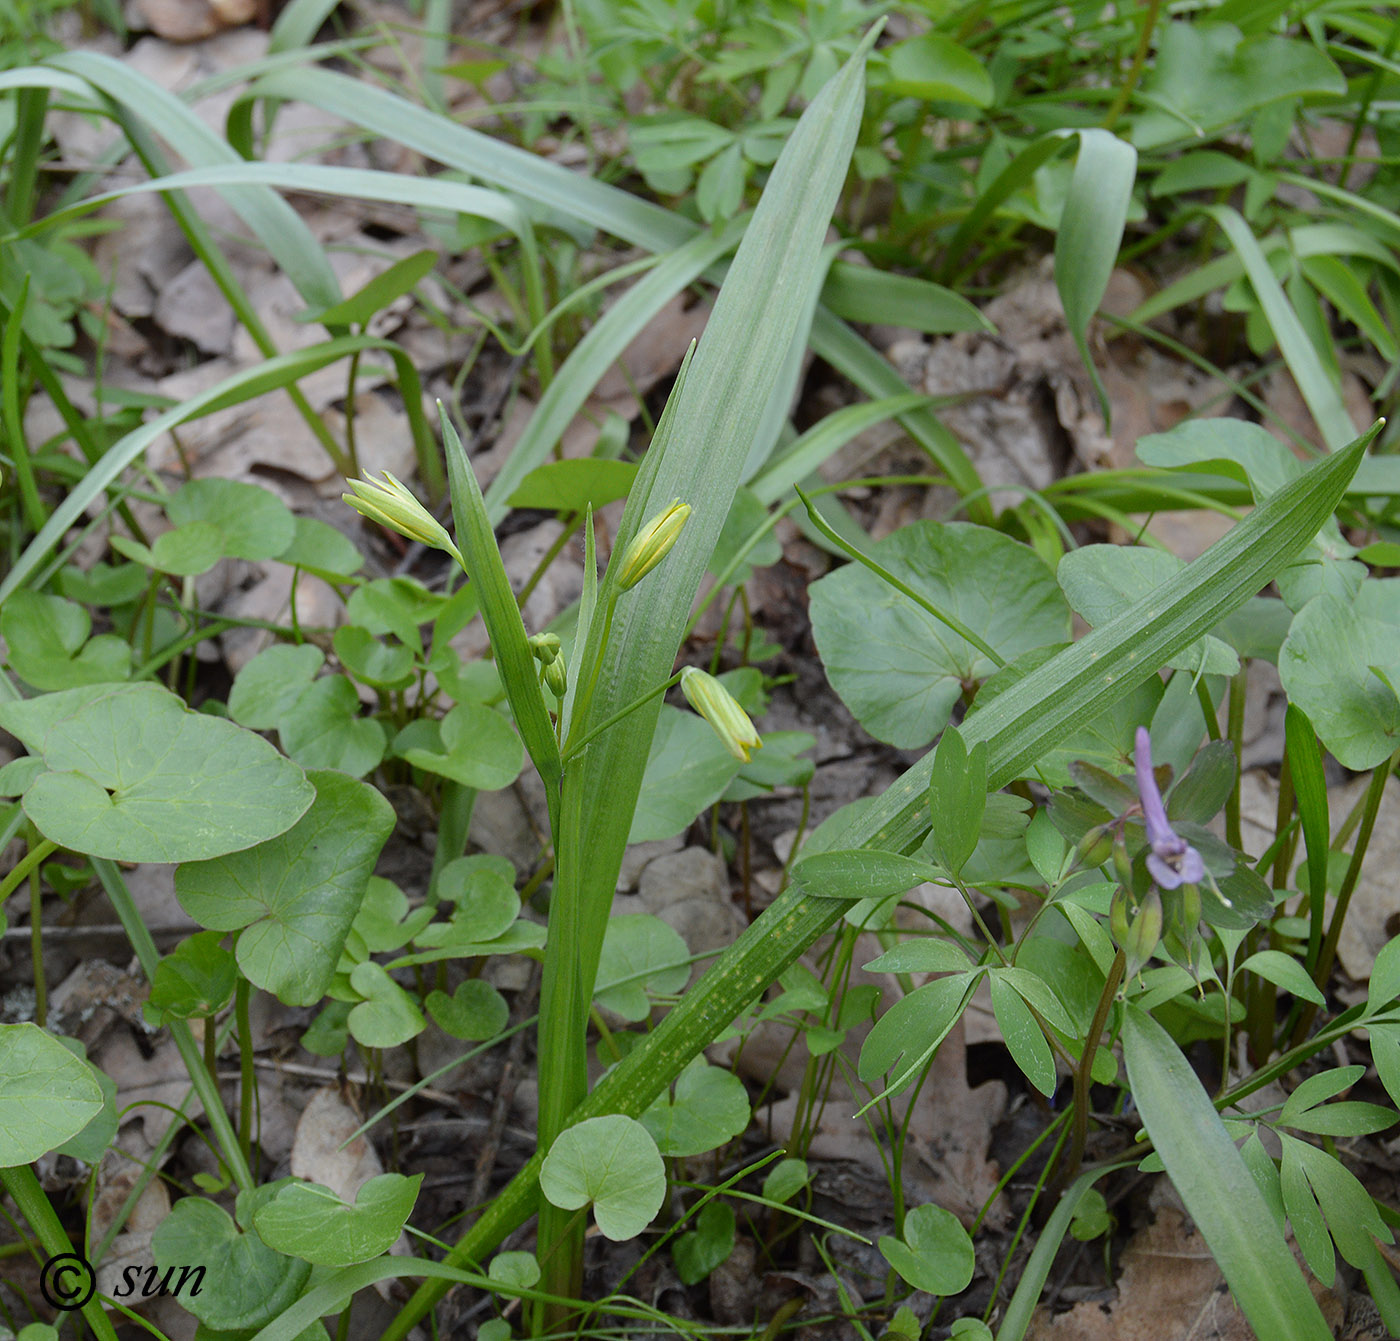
<box><xmin>1279</xmin><ymin>594</ymin><xmax>1400</xmax><ymax>769</ymax></box>
<box><xmin>254</xmin><ymin>1172</ymin><xmax>422</xmax><ymax>1266</ymax></box>
<box><xmin>0</xmin><ymin>1023</ymin><xmax>105</xmax><ymax>1166</ymax></box>
<box><xmin>809</xmin><ymin>522</ymin><xmax>1068</xmax><ymax>747</ymax></box>
<box><xmin>641</xmin><ymin>1060</ymin><xmax>750</xmax><ymax>1156</ymax></box>
<box><xmin>152</xmin><ymin>1195</ymin><xmax>310</xmax><ymax>1332</ymax></box>
<box><xmin>175</xmin><ymin>770</ymin><xmax>394</xmax><ymax>1005</ymax></box>
<box><xmin>13</xmin><ymin>683</ymin><xmax>314</xmax><ymax>862</ymax></box>
<box><xmin>540</xmin><ymin>1115</ymin><xmax>666</xmax><ymax>1241</ymax></box>
<box><xmin>879</xmin><ymin>1202</ymin><xmax>975</xmax><ymax>1296</ymax></box>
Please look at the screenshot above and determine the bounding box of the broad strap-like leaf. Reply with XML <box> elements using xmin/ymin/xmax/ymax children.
<box><xmin>1123</xmin><ymin>1005</ymin><xmax>1333</xmax><ymax>1340</ymax></box>
<box><xmin>440</xmin><ymin>412</ymin><xmax>561</xmax><ymax>813</ymax></box>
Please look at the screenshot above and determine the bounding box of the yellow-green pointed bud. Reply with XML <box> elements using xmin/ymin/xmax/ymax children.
<box><xmin>343</xmin><ymin>471</ymin><xmax>461</xmax><ymax>560</ymax></box>
<box><xmin>1111</xmin><ymin>836</ymin><xmax>1134</xmax><ymax>890</ymax></box>
<box><xmin>617</xmin><ymin>500</ymin><xmax>690</xmax><ymax>591</ymax></box>
<box><xmin>1121</xmin><ymin>890</ymin><xmax>1162</xmax><ymax>977</ymax></box>
<box><xmin>1110</xmin><ymin>886</ymin><xmax>1131</xmax><ymax>946</ymax></box>
<box><xmin>543</xmin><ymin>658</ymin><xmax>568</xmax><ymax>699</ymax></box>
<box><xmin>1075</xmin><ymin>824</ymin><xmax>1114</xmax><ymax>871</ymax></box>
<box><xmin>680</xmin><ymin>666</ymin><xmax>762</xmax><ymax>763</ymax></box>
<box><xmin>528</xmin><ymin>632</ymin><xmax>562</xmax><ymax>665</ymax></box>
<box><xmin>1166</xmin><ymin>881</ymin><xmax>1202</xmax><ymax>942</ymax></box>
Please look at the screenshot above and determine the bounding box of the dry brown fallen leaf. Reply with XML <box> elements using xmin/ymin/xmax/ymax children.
<box><xmin>1025</xmin><ymin>1202</ymin><xmax>1345</xmax><ymax>1341</ymax></box>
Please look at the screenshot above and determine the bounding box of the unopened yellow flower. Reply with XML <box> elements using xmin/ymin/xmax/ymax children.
<box><xmin>680</xmin><ymin>666</ymin><xmax>762</xmax><ymax>763</ymax></box>
<box><xmin>543</xmin><ymin>658</ymin><xmax>568</xmax><ymax>699</ymax></box>
<box><xmin>616</xmin><ymin>500</ymin><xmax>691</xmax><ymax>591</ymax></box>
<box><xmin>343</xmin><ymin>471</ymin><xmax>461</xmax><ymax>561</ymax></box>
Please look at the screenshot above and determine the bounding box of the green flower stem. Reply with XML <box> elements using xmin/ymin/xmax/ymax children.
<box><xmin>560</xmin><ymin>671</ymin><xmax>681</xmax><ymax>764</ymax></box>
<box><xmin>1100</xmin><ymin>0</ymin><xmax>1163</xmax><ymax>130</ymax></box>
<box><xmin>1292</xmin><ymin>745</ymin><xmax>1400</xmax><ymax>1046</ymax></box>
<box><xmin>794</xmin><ymin>483</ymin><xmax>1007</xmax><ymax>669</ymax></box>
<box><xmin>0</xmin><ymin>837</ymin><xmax>56</xmax><ymax>907</ymax></box>
<box><xmin>1055</xmin><ymin>948</ymin><xmax>1125</xmax><ymax>1194</ymax></box>
<box><xmin>93</xmin><ymin>858</ymin><xmax>255</xmax><ymax>1192</ymax></box>
<box><xmin>235</xmin><ymin>976</ymin><xmax>255</xmax><ymax>1176</ymax></box>
<box><xmin>0</xmin><ymin>1163</ymin><xmax>121</xmax><ymax>1341</ymax></box>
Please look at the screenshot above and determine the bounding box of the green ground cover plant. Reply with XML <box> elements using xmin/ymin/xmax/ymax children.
<box><xmin>2</xmin><ymin>1</ymin><xmax>1400</xmax><ymax>1338</ymax></box>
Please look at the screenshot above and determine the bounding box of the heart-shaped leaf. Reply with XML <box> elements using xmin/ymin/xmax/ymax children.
<box><xmin>809</xmin><ymin>522</ymin><xmax>1068</xmax><ymax>747</ymax></box>
<box><xmin>145</xmin><ymin>931</ymin><xmax>238</xmax><ymax>1025</ymax></box>
<box><xmin>1279</xmin><ymin>594</ymin><xmax>1400</xmax><ymax>768</ymax></box>
<box><xmin>426</xmin><ymin>979</ymin><xmax>509</xmax><ymax>1041</ymax></box>
<box><xmin>228</xmin><ymin>644</ymin><xmax>326</xmax><ymax>730</ymax></box>
<box><xmin>392</xmin><ymin>701</ymin><xmax>523</xmax><ymax>790</ymax></box>
<box><xmin>0</xmin><ymin>1024</ymin><xmax>105</xmax><ymax>1166</ymax></box>
<box><xmin>254</xmin><ymin>1172</ymin><xmax>422</xmax><ymax>1266</ymax></box>
<box><xmin>278</xmin><ymin>675</ymin><xmax>386</xmax><ymax>778</ymax></box>
<box><xmin>6</xmin><ymin>683</ymin><xmax>314</xmax><ymax>862</ymax></box>
<box><xmin>347</xmin><ymin>962</ymin><xmax>425</xmax><ymax>1047</ymax></box>
<box><xmin>0</xmin><ymin>591</ymin><xmax>131</xmax><ymax>691</ymax></box>
<box><xmin>641</xmin><ymin>1060</ymin><xmax>750</xmax><ymax>1157</ymax></box>
<box><xmin>880</xmin><ymin>1203</ymin><xmax>975</xmax><ymax>1296</ymax></box>
<box><xmin>166</xmin><ymin>477</ymin><xmax>296</xmax><ymax>562</ymax></box>
<box><xmin>540</xmin><ymin>1115</ymin><xmax>665</xmax><ymax>1241</ymax></box>
<box><xmin>594</xmin><ymin>914</ymin><xmax>690</xmax><ymax>1022</ymax></box>
<box><xmin>152</xmin><ymin>1196</ymin><xmax>310</xmax><ymax>1331</ymax></box>
<box><xmin>175</xmin><ymin>770</ymin><xmax>393</xmax><ymax>1006</ymax></box>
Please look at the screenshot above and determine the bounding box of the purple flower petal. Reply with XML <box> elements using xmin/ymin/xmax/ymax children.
<box><xmin>1135</xmin><ymin>726</ymin><xmax>1205</xmax><ymax>890</ymax></box>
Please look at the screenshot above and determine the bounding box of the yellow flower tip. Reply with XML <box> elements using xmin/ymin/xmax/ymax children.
<box><xmin>617</xmin><ymin>500</ymin><xmax>691</xmax><ymax>592</ymax></box>
<box><xmin>342</xmin><ymin>470</ymin><xmax>456</xmax><ymax>555</ymax></box>
<box><xmin>680</xmin><ymin>666</ymin><xmax>761</xmax><ymax>763</ymax></box>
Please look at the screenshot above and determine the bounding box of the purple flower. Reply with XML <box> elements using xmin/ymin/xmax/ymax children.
<box><xmin>1134</xmin><ymin>727</ymin><xmax>1205</xmax><ymax>890</ymax></box>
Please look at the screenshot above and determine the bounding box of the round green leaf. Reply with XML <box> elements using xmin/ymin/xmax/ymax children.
<box><xmin>152</xmin><ymin>1197</ymin><xmax>310</xmax><ymax>1331</ymax></box>
<box><xmin>20</xmin><ymin>683</ymin><xmax>314</xmax><ymax>861</ymax></box>
<box><xmin>426</xmin><ymin>979</ymin><xmax>509</xmax><ymax>1041</ymax></box>
<box><xmin>278</xmin><ymin>675</ymin><xmax>386</xmax><ymax>778</ymax></box>
<box><xmin>149</xmin><ymin>520</ymin><xmax>227</xmax><ymax>576</ymax></box>
<box><xmin>594</xmin><ymin>914</ymin><xmax>691</xmax><ymax>1022</ymax></box>
<box><xmin>392</xmin><ymin>701</ymin><xmax>523</xmax><ymax>791</ymax></box>
<box><xmin>1279</xmin><ymin>594</ymin><xmax>1400</xmax><ymax>768</ymax></box>
<box><xmin>487</xmin><ymin>1250</ymin><xmax>540</xmax><ymax>1291</ymax></box>
<box><xmin>0</xmin><ymin>1024</ymin><xmax>105</xmax><ymax>1165</ymax></box>
<box><xmin>253</xmin><ymin>1172</ymin><xmax>422</xmax><ymax>1266</ymax></box>
<box><xmin>879</xmin><ymin>1203</ymin><xmax>975</xmax><ymax>1296</ymax></box>
<box><xmin>276</xmin><ymin>515</ymin><xmax>365</xmax><ymax>576</ymax></box>
<box><xmin>228</xmin><ymin>643</ymin><xmax>325</xmax><ymax>730</ymax></box>
<box><xmin>673</xmin><ymin>1201</ymin><xmax>736</xmax><ymax>1285</ymax></box>
<box><xmin>175</xmin><ymin>770</ymin><xmax>394</xmax><ymax>1006</ymax></box>
<box><xmin>628</xmin><ymin>707</ymin><xmax>743</xmax><ymax>843</ymax></box>
<box><xmin>333</xmin><ymin>625</ymin><xmax>416</xmax><ymax>689</ymax></box>
<box><xmin>347</xmin><ymin>962</ymin><xmax>425</xmax><ymax>1048</ymax></box>
<box><xmin>881</xmin><ymin>33</ymin><xmax>992</xmax><ymax>106</ymax></box>
<box><xmin>166</xmin><ymin>478</ymin><xmax>296</xmax><ymax>562</ymax></box>
<box><xmin>641</xmin><ymin>1060</ymin><xmax>751</xmax><ymax>1156</ymax></box>
<box><xmin>1057</xmin><ymin>546</ymin><xmax>1240</xmax><ymax>677</ymax></box>
<box><xmin>145</xmin><ymin>931</ymin><xmax>238</xmax><ymax>1025</ymax></box>
<box><xmin>0</xmin><ymin>591</ymin><xmax>131</xmax><ymax>691</ymax></box>
<box><xmin>540</xmin><ymin>1115</ymin><xmax>665</xmax><ymax>1241</ymax></box>
<box><xmin>809</xmin><ymin>522</ymin><xmax>1068</xmax><ymax>747</ymax></box>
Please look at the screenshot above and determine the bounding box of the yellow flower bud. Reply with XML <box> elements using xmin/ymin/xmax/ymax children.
<box><xmin>528</xmin><ymin>632</ymin><xmax>562</xmax><ymax>665</ymax></box>
<box><xmin>680</xmin><ymin>666</ymin><xmax>762</xmax><ymax>763</ymax></box>
<box><xmin>616</xmin><ymin>500</ymin><xmax>691</xmax><ymax>591</ymax></box>
<box><xmin>543</xmin><ymin>658</ymin><xmax>568</xmax><ymax>699</ymax></box>
<box><xmin>343</xmin><ymin>471</ymin><xmax>461</xmax><ymax>560</ymax></box>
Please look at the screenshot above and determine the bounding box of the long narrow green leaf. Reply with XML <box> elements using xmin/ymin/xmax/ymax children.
<box><xmin>1285</xmin><ymin>703</ymin><xmax>1331</xmax><ymax>971</ymax></box>
<box><xmin>33</xmin><ymin>52</ymin><xmax>341</xmax><ymax>309</ymax></box>
<box><xmin>377</xmin><ymin>421</ymin><xmax>1376</xmax><ymax>1341</ymax></box>
<box><xmin>1055</xmin><ymin>129</ymin><xmax>1136</xmax><ymax>425</ymax></box>
<box><xmin>230</xmin><ymin>64</ymin><xmax>986</xmax><ymax>504</ymax></box>
<box><xmin>0</xmin><ymin>337</ymin><xmax>420</xmax><ymax>603</ymax></box>
<box><xmin>440</xmin><ymin>414</ymin><xmax>561</xmax><ymax>818</ymax></box>
<box><xmin>1208</xmin><ymin>205</ymin><xmax>1356</xmax><ymax>451</ymax></box>
<box><xmin>1123</xmin><ymin>1005</ymin><xmax>1333</xmax><ymax>1341</ymax></box>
